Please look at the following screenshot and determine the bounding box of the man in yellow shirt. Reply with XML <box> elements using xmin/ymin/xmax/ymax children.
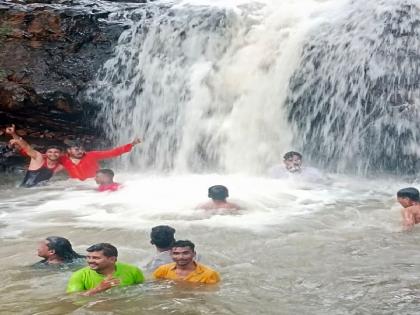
<box><xmin>153</xmin><ymin>240</ymin><xmax>220</xmax><ymax>284</ymax></box>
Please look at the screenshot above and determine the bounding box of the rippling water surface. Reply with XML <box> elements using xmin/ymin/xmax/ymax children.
<box><xmin>1</xmin><ymin>173</ymin><xmax>419</xmax><ymax>314</ymax></box>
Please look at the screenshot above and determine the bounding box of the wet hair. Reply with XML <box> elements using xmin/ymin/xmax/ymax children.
<box><xmin>151</xmin><ymin>225</ymin><xmax>176</xmax><ymax>248</ymax></box>
<box><xmin>97</xmin><ymin>169</ymin><xmax>114</xmax><ymax>179</ymax></box>
<box><xmin>172</xmin><ymin>240</ymin><xmax>195</xmax><ymax>252</ymax></box>
<box><xmin>397</xmin><ymin>187</ymin><xmax>420</xmax><ymax>202</ymax></box>
<box><xmin>86</xmin><ymin>243</ymin><xmax>118</xmax><ymax>257</ymax></box>
<box><xmin>283</xmin><ymin>151</ymin><xmax>302</xmax><ymax>160</ymax></box>
<box><xmin>46</xmin><ymin>145</ymin><xmax>62</xmax><ymax>152</ymax></box>
<box><xmin>46</xmin><ymin>236</ymin><xmax>84</xmax><ymax>262</ymax></box>
<box><xmin>208</xmin><ymin>185</ymin><xmax>229</xmax><ymax>200</ymax></box>
<box><xmin>66</xmin><ymin>140</ymin><xmax>84</xmax><ymax>149</ymax></box>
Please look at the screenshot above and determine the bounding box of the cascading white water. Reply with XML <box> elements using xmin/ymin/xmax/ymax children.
<box><xmin>287</xmin><ymin>0</ymin><xmax>420</xmax><ymax>175</ymax></box>
<box><xmin>87</xmin><ymin>0</ymin><xmax>346</xmax><ymax>174</ymax></box>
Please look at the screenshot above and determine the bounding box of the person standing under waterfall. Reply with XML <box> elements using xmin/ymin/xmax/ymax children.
<box><xmin>268</xmin><ymin>151</ymin><xmax>324</xmax><ymax>181</ymax></box>
<box><xmin>60</xmin><ymin>138</ymin><xmax>141</xmax><ymax>181</ymax></box>
<box><xmin>5</xmin><ymin>124</ymin><xmax>64</xmax><ymax>187</ymax></box>
<box><xmin>398</xmin><ymin>187</ymin><xmax>420</xmax><ymax>231</ymax></box>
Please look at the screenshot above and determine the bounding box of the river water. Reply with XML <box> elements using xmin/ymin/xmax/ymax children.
<box><xmin>2</xmin><ymin>0</ymin><xmax>420</xmax><ymax>313</ymax></box>
<box><xmin>1</xmin><ymin>173</ymin><xmax>419</xmax><ymax>314</ymax></box>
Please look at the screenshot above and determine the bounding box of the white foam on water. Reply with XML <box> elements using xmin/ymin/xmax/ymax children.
<box><xmin>90</xmin><ymin>0</ymin><xmax>348</xmax><ymax>174</ymax></box>
<box><xmin>0</xmin><ymin>173</ymin><xmax>410</xmax><ymax>237</ymax></box>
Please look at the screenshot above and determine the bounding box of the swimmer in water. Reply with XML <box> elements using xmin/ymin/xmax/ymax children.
<box><xmin>145</xmin><ymin>225</ymin><xmax>176</xmax><ymax>273</ymax></box>
<box><xmin>198</xmin><ymin>185</ymin><xmax>240</xmax><ymax>211</ymax></box>
<box><xmin>34</xmin><ymin>236</ymin><xmax>85</xmax><ymax>267</ymax></box>
<box><xmin>6</xmin><ymin>124</ymin><xmax>64</xmax><ymax>187</ymax></box>
<box><xmin>268</xmin><ymin>151</ymin><xmax>324</xmax><ymax>181</ymax></box>
<box><xmin>398</xmin><ymin>187</ymin><xmax>420</xmax><ymax>231</ymax></box>
<box><xmin>153</xmin><ymin>240</ymin><xmax>220</xmax><ymax>284</ymax></box>
<box><xmin>66</xmin><ymin>243</ymin><xmax>144</xmax><ymax>296</ymax></box>
<box><xmin>95</xmin><ymin>169</ymin><xmax>121</xmax><ymax>192</ymax></box>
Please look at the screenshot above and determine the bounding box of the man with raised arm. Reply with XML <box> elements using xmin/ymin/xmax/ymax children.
<box><xmin>6</xmin><ymin>124</ymin><xmax>64</xmax><ymax>187</ymax></box>
<box><xmin>153</xmin><ymin>240</ymin><xmax>220</xmax><ymax>284</ymax></box>
<box><xmin>67</xmin><ymin>243</ymin><xmax>144</xmax><ymax>296</ymax></box>
<box><xmin>59</xmin><ymin>138</ymin><xmax>141</xmax><ymax>181</ymax></box>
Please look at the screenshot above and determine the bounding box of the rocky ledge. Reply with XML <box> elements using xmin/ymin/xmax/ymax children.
<box><xmin>0</xmin><ymin>0</ymin><xmax>143</xmax><ymax>170</ymax></box>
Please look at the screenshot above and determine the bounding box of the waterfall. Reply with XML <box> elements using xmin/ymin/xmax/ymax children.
<box><xmin>87</xmin><ymin>0</ymin><xmax>342</xmax><ymax>174</ymax></box>
<box><xmin>287</xmin><ymin>0</ymin><xmax>420</xmax><ymax>175</ymax></box>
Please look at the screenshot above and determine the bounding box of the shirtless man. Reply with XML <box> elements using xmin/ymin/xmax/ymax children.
<box><xmin>6</xmin><ymin>124</ymin><xmax>63</xmax><ymax>187</ymax></box>
<box><xmin>268</xmin><ymin>151</ymin><xmax>324</xmax><ymax>181</ymax></box>
<box><xmin>198</xmin><ymin>185</ymin><xmax>240</xmax><ymax>211</ymax></box>
<box><xmin>398</xmin><ymin>187</ymin><xmax>420</xmax><ymax>231</ymax></box>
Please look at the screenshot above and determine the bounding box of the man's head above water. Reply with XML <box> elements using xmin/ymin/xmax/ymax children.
<box><xmin>37</xmin><ymin>236</ymin><xmax>83</xmax><ymax>263</ymax></box>
<box><xmin>283</xmin><ymin>151</ymin><xmax>303</xmax><ymax>173</ymax></box>
<box><xmin>397</xmin><ymin>187</ymin><xmax>420</xmax><ymax>208</ymax></box>
<box><xmin>45</xmin><ymin>145</ymin><xmax>62</xmax><ymax>162</ymax></box>
<box><xmin>208</xmin><ymin>185</ymin><xmax>229</xmax><ymax>201</ymax></box>
<box><xmin>150</xmin><ymin>225</ymin><xmax>176</xmax><ymax>250</ymax></box>
<box><xmin>86</xmin><ymin>243</ymin><xmax>118</xmax><ymax>272</ymax></box>
<box><xmin>171</xmin><ymin>240</ymin><xmax>196</xmax><ymax>267</ymax></box>
<box><xmin>95</xmin><ymin>169</ymin><xmax>115</xmax><ymax>185</ymax></box>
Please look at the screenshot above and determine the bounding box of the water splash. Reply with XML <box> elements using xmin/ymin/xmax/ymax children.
<box><xmin>87</xmin><ymin>0</ymin><xmax>342</xmax><ymax>174</ymax></box>
<box><xmin>286</xmin><ymin>0</ymin><xmax>420</xmax><ymax>175</ymax></box>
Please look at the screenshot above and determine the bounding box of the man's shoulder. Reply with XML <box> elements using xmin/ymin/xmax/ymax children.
<box><xmin>116</xmin><ymin>261</ymin><xmax>142</xmax><ymax>273</ymax></box>
<box><xmin>71</xmin><ymin>266</ymin><xmax>92</xmax><ymax>276</ymax></box>
<box><xmin>195</xmin><ymin>262</ymin><xmax>220</xmax><ymax>282</ymax></box>
<box><xmin>407</xmin><ymin>204</ymin><xmax>420</xmax><ymax>213</ymax></box>
<box><xmin>196</xmin><ymin>262</ymin><xmax>218</xmax><ymax>274</ymax></box>
<box><xmin>154</xmin><ymin>262</ymin><xmax>176</xmax><ymax>273</ymax></box>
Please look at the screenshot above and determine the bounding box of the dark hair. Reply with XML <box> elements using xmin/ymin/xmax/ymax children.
<box><xmin>66</xmin><ymin>140</ymin><xmax>84</xmax><ymax>149</ymax></box>
<box><xmin>397</xmin><ymin>187</ymin><xmax>420</xmax><ymax>202</ymax></box>
<box><xmin>283</xmin><ymin>151</ymin><xmax>302</xmax><ymax>160</ymax></box>
<box><xmin>46</xmin><ymin>145</ymin><xmax>62</xmax><ymax>152</ymax></box>
<box><xmin>208</xmin><ymin>185</ymin><xmax>229</xmax><ymax>200</ymax></box>
<box><xmin>172</xmin><ymin>240</ymin><xmax>195</xmax><ymax>252</ymax></box>
<box><xmin>151</xmin><ymin>225</ymin><xmax>176</xmax><ymax>248</ymax></box>
<box><xmin>46</xmin><ymin>236</ymin><xmax>84</xmax><ymax>262</ymax></box>
<box><xmin>97</xmin><ymin>169</ymin><xmax>115</xmax><ymax>178</ymax></box>
<box><xmin>86</xmin><ymin>243</ymin><xmax>118</xmax><ymax>257</ymax></box>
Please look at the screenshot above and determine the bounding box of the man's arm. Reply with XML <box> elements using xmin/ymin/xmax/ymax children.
<box><xmin>9</xmin><ymin>138</ymin><xmax>44</xmax><ymax>170</ymax></box>
<box><xmin>88</xmin><ymin>138</ymin><xmax>141</xmax><ymax>160</ymax></box>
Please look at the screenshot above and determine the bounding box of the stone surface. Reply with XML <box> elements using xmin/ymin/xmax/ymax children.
<box><xmin>0</xmin><ymin>0</ymin><xmax>139</xmax><ymax>170</ymax></box>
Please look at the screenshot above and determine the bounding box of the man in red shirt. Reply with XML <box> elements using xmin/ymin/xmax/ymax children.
<box><xmin>60</xmin><ymin>138</ymin><xmax>140</xmax><ymax>181</ymax></box>
<box><xmin>95</xmin><ymin>169</ymin><xmax>121</xmax><ymax>192</ymax></box>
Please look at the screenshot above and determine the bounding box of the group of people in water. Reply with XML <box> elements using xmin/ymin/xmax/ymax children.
<box><xmin>3</xmin><ymin>123</ymin><xmax>420</xmax><ymax>295</ymax></box>
<box><xmin>36</xmin><ymin>226</ymin><xmax>219</xmax><ymax>295</ymax></box>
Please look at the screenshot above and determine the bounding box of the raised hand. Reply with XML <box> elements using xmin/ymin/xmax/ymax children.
<box><xmin>5</xmin><ymin>124</ymin><xmax>16</xmax><ymax>136</ymax></box>
<box><xmin>131</xmin><ymin>137</ymin><xmax>142</xmax><ymax>146</ymax></box>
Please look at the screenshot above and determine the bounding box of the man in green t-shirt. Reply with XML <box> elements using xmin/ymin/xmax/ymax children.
<box><xmin>67</xmin><ymin>243</ymin><xmax>144</xmax><ymax>296</ymax></box>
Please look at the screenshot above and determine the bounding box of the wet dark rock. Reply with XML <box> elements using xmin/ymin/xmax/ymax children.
<box><xmin>0</xmin><ymin>0</ymin><xmax>130</xmax><ymax>157</ymax></box>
